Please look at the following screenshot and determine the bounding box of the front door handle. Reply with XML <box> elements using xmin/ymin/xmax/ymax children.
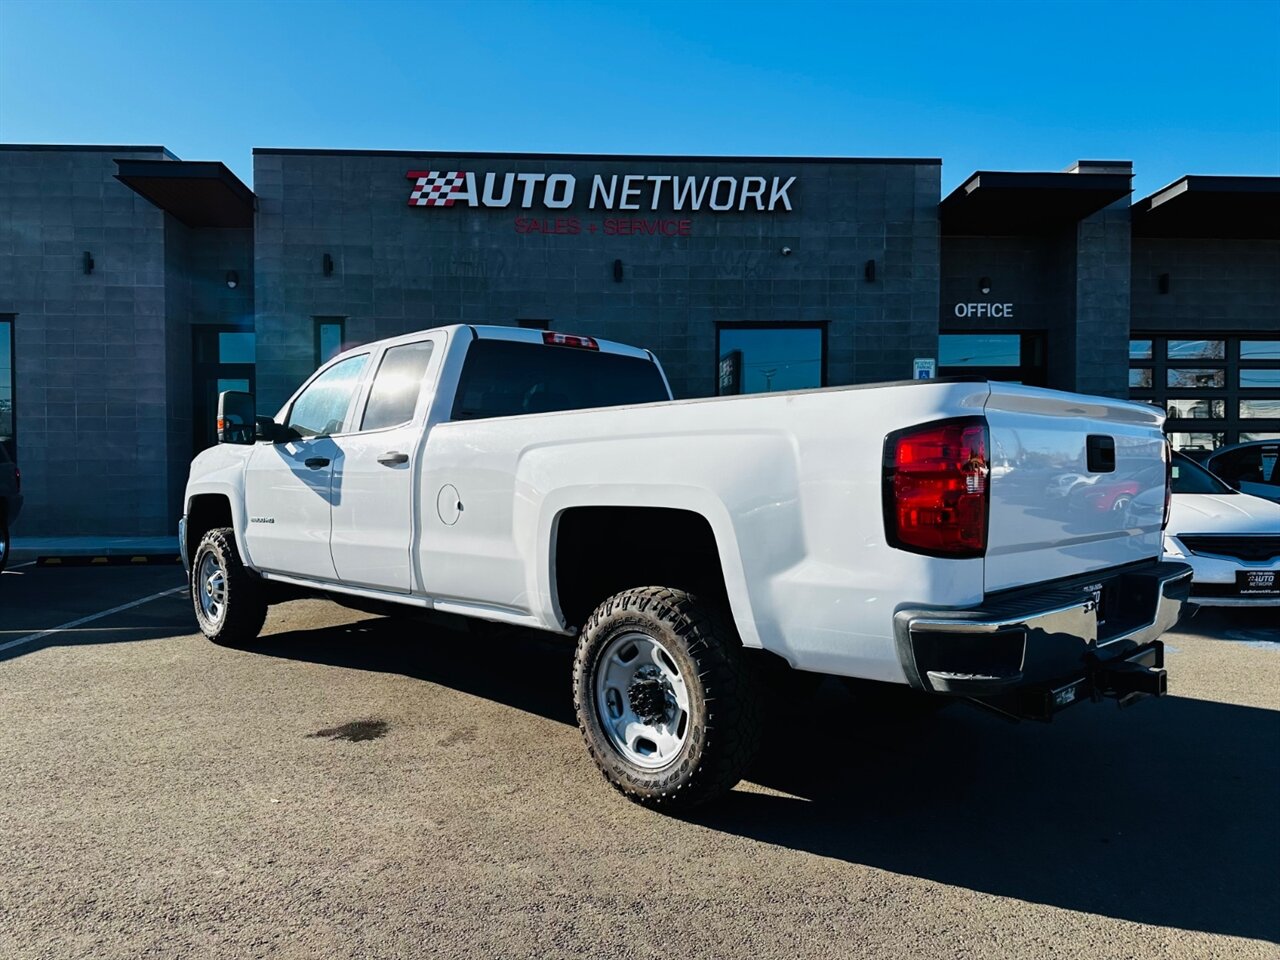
<box><xmin>304</xmin><ymin>457</ymin><xmax>330</xmax><ymax>470</ymax></box>
<box><xmin>377</xmin><ymin>451</ymin><xmax>409</xmax><ymax>466</ymax></box>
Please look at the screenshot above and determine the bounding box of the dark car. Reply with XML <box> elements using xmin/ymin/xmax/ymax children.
<box><xmin>1200</xmin><ymin>441</ymin><xmax>1280</xmax><ymax>504</ymax></box>
<box><xmin>0</xmin><ymin>444</ymin><xmax>21</xmax><ymax>572</ymax></box>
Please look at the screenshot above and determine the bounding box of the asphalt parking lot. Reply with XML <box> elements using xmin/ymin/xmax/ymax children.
<box><xmin>1</xmin><ymin>563</ymin><xmax>1277</xmax><ymax>960</ymax></box>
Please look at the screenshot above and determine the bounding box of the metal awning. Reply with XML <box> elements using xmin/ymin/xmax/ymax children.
<box><xmin>114</xmin><ymin>159</ymin><xmax>255</xmax><ymax>228</ymax></box>
<box><xmin>940</xmin><ymin>170</ymin><xmax>1132</xmax><ymax>235</ymax></box>
<box><xmin>1131</xmin><ymin>175</ymin><xmax>1280</xmax><ymax>239</ymax></box>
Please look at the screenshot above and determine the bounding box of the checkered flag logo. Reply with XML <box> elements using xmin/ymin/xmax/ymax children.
<box><xmin>407</xmin><ymin>170</ymin><xmax>469</xmax><ymax>207</ymax></box>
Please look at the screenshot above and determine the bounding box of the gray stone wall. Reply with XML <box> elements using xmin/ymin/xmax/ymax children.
<box><xmin>0</xmin><ymin>146</ymin><xmax>175</xmax><ymax>536</ymax></box>
<box><xmin>1132</xmin><ymin>237</ymin><xmax>1280</xmax><ymax>333</ymax></box>
<box><xmin>253</xmin><ymin>151</ymin><xmax>941</xmax><ymax>411</ymax></box>
<box><xmin>1073</xmin><ymin>200</ymin><xmax>1132</xmax><ymax>398</ymax></box>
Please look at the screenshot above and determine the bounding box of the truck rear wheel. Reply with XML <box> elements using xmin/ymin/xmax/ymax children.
<box><xmin>573</xmin><ymin>586</ymin><xmax>761</xmax><ymax>809</ymax></box>
<box><xmin>191</xmin><ymin>527</ymin><xmax>267</xmax><ymax>646</ymax></box>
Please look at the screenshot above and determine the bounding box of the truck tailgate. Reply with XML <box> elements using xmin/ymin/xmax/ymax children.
<box><xmin>983</xmin><ymin>383</ymin><xmax>1166</xmax><ymax>593</ymax></box>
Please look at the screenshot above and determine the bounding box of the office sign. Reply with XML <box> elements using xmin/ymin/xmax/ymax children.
<box><xmin>953</xmin><ymin>303</ymin><xmax>1015</xmax><ymax>318</ymax></box>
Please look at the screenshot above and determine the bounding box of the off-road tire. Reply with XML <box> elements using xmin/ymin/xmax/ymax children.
<box><xmin>191</xmin><ymin>527</ymin><xmax>267</xmax><ymax>646</ymax></box>
<box><xmin>573</xmin><ymin>586</ymin><xmax>762</xmax><ymax>809</ymax></box>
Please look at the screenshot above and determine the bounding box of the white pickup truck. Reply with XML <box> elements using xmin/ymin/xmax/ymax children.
<box><xmin>182</xmin><ymin>324</ymin><xmax>1191</xmax><ymax>808</ymax></box>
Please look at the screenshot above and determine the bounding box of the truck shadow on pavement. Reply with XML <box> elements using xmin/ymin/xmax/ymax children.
<box><xmin>256</xmin><ymin>613</ymin><xmax>1279</xmax><ymax>944</ymax></box>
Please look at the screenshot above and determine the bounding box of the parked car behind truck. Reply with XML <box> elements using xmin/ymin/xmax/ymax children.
<box><xmin>181</xmin><ymin>325</ymin><xmax>1191</xmax><ymax>809</ymax></box>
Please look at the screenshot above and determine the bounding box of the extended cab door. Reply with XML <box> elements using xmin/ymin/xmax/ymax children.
<box><xmin>243</xmin><ymin>352</ymin><xmax>371</xmax><ymax>580</ymax></box>
<box><xmin>329</xmin><ymin>333</ymin><xmax>444</xmax><ymax>593</ymax></box>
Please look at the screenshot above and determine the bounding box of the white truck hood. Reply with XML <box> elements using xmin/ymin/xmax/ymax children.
<box><xmin>1167</xmin><ymin>492</ymin><xmax>1280</xmax><ymax>536</ymax></box>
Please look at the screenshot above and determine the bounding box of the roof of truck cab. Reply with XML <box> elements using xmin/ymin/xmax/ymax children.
<box><xmin>326</xmin><ymin>324</ymin><xmax>655</xmax><ymax>364</ymax></box>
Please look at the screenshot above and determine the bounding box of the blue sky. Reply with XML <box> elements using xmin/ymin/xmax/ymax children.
<box><xmin>1</xmin><ymin>0</ymin><xmax>1276</xmax><ymax>196</ymax></box>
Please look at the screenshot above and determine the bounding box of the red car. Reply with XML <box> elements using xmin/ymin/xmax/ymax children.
<box><xmin>1072</xmin><ymin>465</ymin><xmax>1163</xmax><ymax>513</ymax></box>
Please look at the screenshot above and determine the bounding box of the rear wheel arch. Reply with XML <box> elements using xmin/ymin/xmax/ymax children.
<box><xmin>551</xmin><ymin>505</ymin><xmax>737</xmax><ymax>631</ymax></box>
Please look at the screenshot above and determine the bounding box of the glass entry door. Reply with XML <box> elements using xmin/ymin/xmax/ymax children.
<box><xmin>192</xmin><ymin>326</ymin><xmax>256</xmax><ymax>454</ymax></box>
<box><xmin>938</xmin><ymin>333</ymin><xmax>1046</xmax><ymax>386</ymax></box>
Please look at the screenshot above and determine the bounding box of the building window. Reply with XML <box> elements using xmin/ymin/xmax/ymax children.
<box><xmin>1168</xmin><ymin>339</ymin><xmax>1225</xmax><ymax>361</ymax></box>
<box><xmin>1168</xmin><ymin>399</ymin><xmax>1224</xmax><ymax>419</ymax></box>
<box><xmin>938</xmin><ymin>332</ymin><xmax>1046</xmax><ymax>386</ymax></box>
<box><xmin>715</xmin><ymin>324</ymin><xmax>825</xmax><ymax>396</ymax></box>
<box><xmin>315</xmin><ymin>317</ymin><xmax>347</xmax><ymax>367</ymax></box>
<box><xmin>1130</xmin><ymin>335</ymin><xmax>1280</xmax><ymax>450</ymax></box>
<box><xmin>1129</xmin><ymin>339</ymin><xmax>1153</xmax><ymax>360</ymax></box>
<box><xmin>0</xmin><ymin>316</ymin><xmax>13</xmax><ymax>459</ymax></box>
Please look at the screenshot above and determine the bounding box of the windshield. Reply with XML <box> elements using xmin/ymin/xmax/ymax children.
<box><xmin>1171</xmin><ymin>452</ymin><xmax>1235</xmax><ymax>495</ymax></box>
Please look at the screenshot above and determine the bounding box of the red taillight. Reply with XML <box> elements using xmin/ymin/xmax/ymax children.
<box><xmin>542</xmin><ymin>331</ymin><xmax>599</xmax><ymax>351</ymax></box>
<box><xmin>884</xmin><ymin>417</ymin><xmax>989</xmax><ymax>557</ymax></box>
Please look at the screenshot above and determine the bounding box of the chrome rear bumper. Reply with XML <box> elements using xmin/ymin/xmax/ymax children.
<box><xmin>893</xmin><ymin>560</ymin><xmax>1192</xmax><ymax>701</ymax></box>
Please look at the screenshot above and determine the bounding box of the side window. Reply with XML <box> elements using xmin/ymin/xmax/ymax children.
<box><xmin>285</xmin><ymin>354</ymin><xmax>369</xmax><ymax>438</ymax></box>
<box><xmin>361</xmin><ymin>341</ymin><xmax>436</xmax><ymax>431</ymax></box>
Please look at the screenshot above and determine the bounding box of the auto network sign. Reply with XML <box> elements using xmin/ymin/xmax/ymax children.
<box><xmin>405</xmin><ymin>169</ymin><xmax>797</xmax><ymax>236</ymax></box>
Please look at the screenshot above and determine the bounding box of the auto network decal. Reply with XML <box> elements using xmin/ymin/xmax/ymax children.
<box><xmin>406</xmin><ymin>171</ymin><xmax>797</xmax><ymax>212</ymax></box>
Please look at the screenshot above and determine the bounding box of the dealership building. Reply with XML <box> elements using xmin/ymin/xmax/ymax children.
<box><xmin>0</xmin><ymin>143</ymin><xmax>1277</xmax><ymax>536</ymax></box>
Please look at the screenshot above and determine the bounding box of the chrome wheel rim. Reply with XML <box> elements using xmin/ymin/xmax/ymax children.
<box><xmin>197</xmin><ymin>550</ymin><xmax>227</xmax><ymax>624</ymax></box>
<box><xmin>594</xmin><ymin>631</ymin><xmax>690</xmax><ymax>769</ymax></box>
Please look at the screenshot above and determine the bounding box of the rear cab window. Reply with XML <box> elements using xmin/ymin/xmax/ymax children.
<box><xmin>451</xmin><ymin>339</ymin><xmax>670</xmax><ymax>421</ymax></box>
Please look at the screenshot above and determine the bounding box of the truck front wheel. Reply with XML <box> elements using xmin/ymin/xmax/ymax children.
<box><xmin>191</xmin><ymin>527</ymin><xmax>267</xmax><ymax>646</ymax></box>
<box><xmin>573</xmin><ymin>587</ymin><xmax>761</xmax><ymax>809</ymax></box>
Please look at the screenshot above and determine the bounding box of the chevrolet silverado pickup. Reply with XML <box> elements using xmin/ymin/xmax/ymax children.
<box><xmin>181</xmin><ymin>324</ymin><xmax>1191</xmax><ymax>808</ymax></box>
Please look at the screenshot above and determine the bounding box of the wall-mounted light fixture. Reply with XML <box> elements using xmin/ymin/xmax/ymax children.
<box><xmin>864</xmin><ymin>259</ymin><xmax>876</xmax><ymax>283</ymax></box>
<box><xmin>1158</xmin><ymin>273</ymin><xmax>1170</xmax><ymax>294</ymax></box>
<box><xmin>225</xmin><ymin>270</ymin><xmax>239</xmax><ymax>289</ymax></box>
<box><xmin>612</xmin><ymin>259</ymin><xmax>624</xmax><ymax>283</ymax></box>
<box><xmin>323</xmin><ymin>253</ymin><xmax>334</xmax><ymax>277</ymax></box>
<box><xmin>979</xmin><ymin>276</ymin><xmax>992</xmax><ymax>295</ymax></box>
<box><xmin>780</xmin><ymin>246</ymin><xmax>793</xmax><ymax>256</ymax></box>
<box><xmin>83</xmin><ymin>251</ymin><xmax>95</xmax><ymax>275</ymax></box>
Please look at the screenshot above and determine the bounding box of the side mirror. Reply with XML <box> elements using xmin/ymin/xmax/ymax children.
<box><xmin>255</xmin><ymin>416</ymin><xmax>291</xmax><ymax>443</ymax></box>
<box><xmin>217</xmin><ymin>391</ymin><xmax>256</xmax><ymax>445</ymax></box>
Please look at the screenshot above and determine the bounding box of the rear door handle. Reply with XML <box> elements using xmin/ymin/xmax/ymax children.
<box><xmin>378</xmin><ymin>451</ymin><xmax>409</xmax><ymax>466</ymax></box>
<box><xmin>304</xmin><ymin>457</ymin><xmax>330</xmax><ymax>470</ymax></box>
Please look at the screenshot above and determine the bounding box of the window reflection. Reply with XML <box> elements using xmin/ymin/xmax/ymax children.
<box><xmin>1241</xmin><ymin>369</ymin><xmax>1280</xmax><ymax>388</ymax></box>
<box><xmin>1168</xmin><ymin>340</ymin><xmax>1224</xmax><ymax>360</ymax></box>
<box><xmin>1240</xmin><ymin>399</ymin><xmax>1280</xmax><ymax>419</ymax></box>
<box><xmin>1167</xmin><ymin>398</ymin><xmax>1224</xmax><ymax>419</ymax></box>
<box><xmin>1129</xmin><ymin>340</ymin><xmax>1153</xmax><ymax>360</ymax></box>
<box><xmin>939</xmin><ymin>335</ymin><xmax>1020</xmax><ymax>367</ymax></box>
<box><xmin>218</xmin><ymin>332</ymin><xmax>255</xmax><ymax>364</ymax></box>
<box><xmin>1168</xmin><ymin>368</ymin><xmax>1224</xmax><ymax>389</ymax></box>
<box><xmin>1169</xmin><ymin>432</ymin><xmax>1225</xmax><ymax>452</ymax></box>
<box><xmin>1130</xmin><ymin>368</ymin><xmax>1152</xmax><ymax>389</ymax></box>
<box><xmin>1240</xmin><ymin>341</ymin><xmax>1280</xmax><ymax>360</ymax></box>
<box><xmin>717</xmin><ymin>326</ymin><xmax>823</xmax><ymax>395</ymax></box>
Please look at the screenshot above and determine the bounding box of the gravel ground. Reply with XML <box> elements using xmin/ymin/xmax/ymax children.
<box><xmin>0</xmin><ymin>564</ymin><xmax>1276</xmax><ymax>959</ymax></box>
